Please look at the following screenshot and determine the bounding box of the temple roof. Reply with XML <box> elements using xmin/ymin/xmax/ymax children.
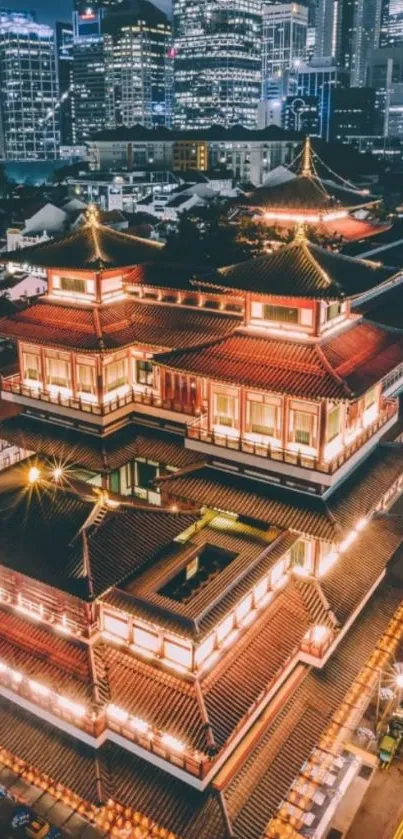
<box><xmin>2</xmin><ymin>220</ymin><xmax>163</xmax><ymax>271</ymax></box>
<box><xmin>0</xmin><ymin>578</ymin><xmax>400</xmax><ymax>839</ymax></box>
<box><xmin>243</xmin><ymin>138</ymin><xmax>378</xmax><ymax>214</ymax></box>
<box><xmin>202</xmin><ymin>237</ymin><xmax>397</xmax><ymax>300</ymax></box>
<box><xmin>161</xmin><ymin>442</ymin><xmax>403</xmax><ymax>541</ymax></box>
<box><xmin>244</xmin><ymin>175</ymin><xmax>375</xmax><ymax>212</ymax></box>
<box><xmin>0</xmin><ymin>414</ymin><xmax>203</xmax><ymax>473</ymax></box>
<box><xmin>0</xmin><ymin>466</ymin><xmax>196</xmax><ymax>599</ymax></box>
<box><xmin>354</xmin><ymin>282</ymin><xmax>403</xmax><ymax>331</ymax></box>
<box><xmin>0</xmin><ymin>297</ymin><xmax>239</xmax><ymax>352</ymax></box>
<box><xmin>156</xmin><ymin>320</ymin><xmax>403</xmax><ymax>400</ymax></box>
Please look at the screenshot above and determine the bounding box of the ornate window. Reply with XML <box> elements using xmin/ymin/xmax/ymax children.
<box><xmin>263</xmin><ymin>304</ymin><xmax>299</xmax><ymax>324</ymax></box>
<box><xmin>250</xmin><ymin>401</ymin><xmax>276</xmax><ymax>436</ymax></box>
<box><xmin>214</xmin><ymin>393</ymin><xmax>236</xmax><ymax>427</ymax></box>
<box><xmin>46</xmin><ymin>356</ymin><xmax>70</xmax><ymax>389</ymax></box>
<box><xmin>135</xmin><ymin>359</ymin><xmax>153</xmax><ymax>387</ymax></box>
<box><xmin>105</xmin><ymin>358</ymin><xmax>128</xmax><ymax>392</ymax></box>
<box><xmin>23</xmin><ymin>351</ymin><xmax>41</xmax><ymax>382</ymax></box>
<box><xmin>327</xmin><ymin>405</ymin><xmax>340</xmax><ymax>442</ymax></box>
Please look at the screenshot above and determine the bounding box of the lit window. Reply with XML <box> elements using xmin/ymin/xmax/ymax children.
<box><xmin>133</xmin><ymin>626</ymin><xmax>160</xmax><ymax>653</ymax></box>
<box><xmin>262</xmin><ymin>304</ymin><xmax>299</xmax><ymax>324</ymax></box>
<box><xmin>326</xmin><ymin>301</ymin><xmax>342</xmax><ymax>321</ymax></box>
<box><xmin>23</xmin><ymin>351</ymin><xmax>40</xmax><ymax>382</ymax></box>
<box><xmin>46</xmin><ymin>357</ymin><xmax>70</xmax><ymax>389</ymax></box>
<box><xmin>364</xmin><ymin>387</ymin><xmax>376</xmax><ymax>409</ymax></box>
<box><xmin>60</xmin><ymin>276</ymin><xmax>86</xmax><ymax>295</ymax></box>
<box><xmin>249</xmin><ymin>401</ymin><xmax>276</xmax><ymax>436</ymax></box>
<box><xmin>164</xmin><ymin>640</ymin><xmax>192</xmax><ymax>668</ymax></box>
<box><xmin>77</xmin><ymin>363</ymin><xmax>95</xmax><ymax>395</ymax></box>
<box><xmin>135</xmin><ymin>359</ymin><xmax>153</xmax><ymax>386</ymax></box>
<box><xmin>290</xmin><ymin>540</ymin><xmax>306</xmax><ymax>568</ymax></box>
<box><xmin>103</xmin><ymin>613</ymin><xmax>129</xmax><ymax>640</ymax></box>
<box><xmin>293</xmin><ymin>411</ymin><xmax>313</xmax><ymax>446</ymax></box>
<box><xmin>327</xmin><ymin>405</ymin><xmax>340</xmax><ymax>442</ymax></box>
<box><xmin>105</xmin><ymin>358</ymin><xmax>128</xmax><ymax>392</ymax></box>
<box><xmin>214</xmin><ymin>393</ymin><xmax>236</xmax><ymax>427</ymax></box>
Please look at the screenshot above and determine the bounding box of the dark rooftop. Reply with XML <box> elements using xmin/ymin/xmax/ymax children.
<box><xmin>1</xmin><ymin>221</ymin><xmax>163</xmax><ymax>271</ymax></box>
<box><xmin>90</xmin><ymin>123</ymin><xmax>302</xmax><ymax>144</ymax></box>
<box><xmin>203</xmin><ymin>236</ymin><xmax>397</xmax><ymax>300</ymax></box>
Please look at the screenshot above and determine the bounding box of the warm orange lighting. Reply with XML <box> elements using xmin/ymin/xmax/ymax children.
<box><xmin>53</xmin><ymin>466</ymin><xmax>63</xmax><ymax>481</ymax></box>
<box><xmin>28</xmin><ymin>466</ymin><xmax>41</xmax><ymax>484</ymax></box>
<box><xmin>161</xmin><ymin>733</ymin><xmax>185</xmax><ymax>753</ymax></box>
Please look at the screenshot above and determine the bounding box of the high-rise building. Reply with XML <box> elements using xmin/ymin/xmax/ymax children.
<box><xmin>56</xmin><ymin>22</ymin><xmax>74</xmax><ymax>147</ymax></box>
<box><xmin>296</xmin><ymin>57</ymin><xmax>349</xmax><ymax>140</ymax></box>
<box><xmin>367</xmin><ymin>46</ymin><xmax>403</xmax><ymax>137</ymax></box>
<box><xmin>103</xmin><ymin>0</ymin><xmax>173</xmax><ymax>130</ymax></box>
<box><xmin>72</xmin><ymin>5</ymin><xmax>106</xmax><ymax>144</ymax></box>
<box><xmin>315</xmin><ymin>0</ymin><xmax>381</xmax><ymax>87</ymax></box>
<box><xmin>262</xmin><ymin>3</ymin><xmax>308</xmax><ymax>101</ymax></box>
<box><xmin>330</xmin><ymin>86</ymin><xmax>376</xmax><ymax>140</ymax></box>
<box><xmin>173</xmin><ymin>0</ymin><xmax>262</xmax><ymax>130</ymax></box>
<box><xmin>0</xmin><ymin>9</ymin><xmax>59</xmax><ymax>160</ymax></box>
<box><xmin>380</xmin><ymin>0</ymin><xmax>403</xmax><ymax>45</ymax></box>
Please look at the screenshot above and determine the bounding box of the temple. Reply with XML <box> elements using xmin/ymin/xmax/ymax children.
<box><xmin>242</xmin><ymin>137</ymin><xmax>389</xmax><ymax>241</ymax></box>
<box><xmin>0</xmin><ymin>208</ymin><xmax>402</xmax><ymax>839</ymax></box>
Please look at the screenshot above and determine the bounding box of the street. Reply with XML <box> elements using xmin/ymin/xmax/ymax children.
<box><xmin>346</xmin><ymin>757</ymin><xmax>403</xmax><ymax>839</ymax></box>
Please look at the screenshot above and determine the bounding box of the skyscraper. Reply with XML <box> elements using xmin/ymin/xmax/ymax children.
<box><xmin>262</xmin><ymin>3</ymin><xmax>308</xmax><ymax>101</ymax></box>
<box><xmin>56</xmin><ymin>22</ymin><xmax>74</xmax><ymax>147</ymax></box>
<box><xmin>173</xmin><ymin>0</ymin><xmax>262</xmax><ymax>130</ymax></box>
<box><xmin>72</xmin><ymin>4</ymin><xmax>106</xmax><ymax>144</ymax></box>
<box><xmin>380</xmin><ymin>0</ymin><xmax>403</xmax><ymax>46</ymax></box>
<box><xmin>315</xmin><ymin>0</ymin><xmax>381</xmax><ymax>86</ymax></box>
<box><xmin>103</xmin><ymin>0</ymin><xmax>173</xmax><ymax>130</ymax></box>
<box><xmin>296</xmin><ymin>57</ymin><xmax>349</xmax><ymax>139</ymax></box>
<box><xmin>0</xmin><ymin>10</ymin><xmax>59</xmax><ymax>160</ymax></box>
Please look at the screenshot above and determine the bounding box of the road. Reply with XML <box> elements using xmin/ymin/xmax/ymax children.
<box><xmin>346</xmin><ymin>758</ymin><xmax>403</xmax><ymax>839</ymax></box>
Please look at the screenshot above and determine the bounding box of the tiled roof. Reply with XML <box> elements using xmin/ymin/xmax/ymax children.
<box><xmin>0</xmin><ymin>584</ymin><xmax>400</xmax><ymax>839</ymax></box>
<box><xmin>162</xmin><ymin>444</ymin><xmax>403</xmax><ymax>540</ymax></box>
<box><xmin>207</xmin><ymin>240</ymin><xmax>396</xmax><ymax>299</ymax></box>
<box><xmin>0</xmin><ymin>467</ymin><xmax>196</xmax><ymax>599</ymax></box>
<box><xmin>100</xmin><ymin>578</ymin><xmax>330</xmax><ymax>755</ymax></box>
<box><xmin>0</xmin><ymin>415</ymin><xmax>203</xmax><ymax>473</ymax></box>
<box><xmin>319</xmin><ymin>517</ymin><xmax>403</xmax><ymax>625</ymax></box>
<box><xmin>1</xmin><ymin>223</ymin><xmax>163</xmax><ymax>270</ymax></box>
<box><xmin>157</xmin><ymin>321</ymin><xmax>403</xmax><ymax>400</ymax></box>
<box><xmin>354</xmin><ymin>282</ymin><xmax>403</xmax><ymax>331</ymax></box>
<box><xmin>244</xmin><ymin>174</ymin><xmax>374</xmax><ymax>211</ymax></box>
<box><xmin>0</xmin><ymin>297</ymin><xmax>239</xmax><ymax>352</ymax></box>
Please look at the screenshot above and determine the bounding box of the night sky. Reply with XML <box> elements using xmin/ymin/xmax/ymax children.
<box><xmin>12</xmin><ymin>0</ymin><xmax>171</xmax><ymax>26</ymax></box>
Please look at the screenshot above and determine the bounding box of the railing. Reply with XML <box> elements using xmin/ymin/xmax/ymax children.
<box><xmin>187</xmin><ymin>403</ymin><xmax>397</xmax><ymax>476</ymax></box>
<box><xmin>1</xmin><ymin>375</ymin><xmax>201</xmax><ymax>420</ymax></box>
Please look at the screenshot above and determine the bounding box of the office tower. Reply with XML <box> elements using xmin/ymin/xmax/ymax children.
<box><xmin>316</xmin><ymin>0</ymin><xmax>381</xmax><ymax>86</ymax></box>
<box><xmin>103</xmin><ymin>0</ymin><xmax>173</xmax><ymax>130</ymax></box>
<box><xmin>0</xmin><ymin>9</ymin><xmax>59</xmax><ymax>160</ymax></box>
<box><xmin>330</xmin><ymin>86</ymin><xmax>376</xmax><ymax>139</ymax></box>
<box><xmin>72</xmin><ymin>5</ymin><xmax>106</xmax><ymax>144</ymax></box>
<box><xmin>173</xmin><ymin>0</ymin><xmax>262</xmax><ymax>130</ymax></box>
<box><xmin>380</xmin><ymin>0</ymin><xmax>403</xmax><ymax>45</ymax></box>
<box><xmin>368</xmin><ymin>46</ymin><xmax>403</xmax><ymax>137</ymax></box>
<box><xmin>262</xmin><ymin>3</ymin><xmax>308</xmax><ymax>100</ymax></box>
<box><xmin>56</xmin><ymin>22</ymin><xmax>74</xmax><ymax>147</ymax></box>
<box><xmin>296</xmin><ymin>57</ymin><xmax>348</xmax><ymax>140</ymax></box>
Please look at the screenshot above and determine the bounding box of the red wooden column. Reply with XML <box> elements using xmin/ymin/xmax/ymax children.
<box><xmin>318</xmin><ymin>401</ymin><xmax>328</xmax><ymax>464</ymax></box>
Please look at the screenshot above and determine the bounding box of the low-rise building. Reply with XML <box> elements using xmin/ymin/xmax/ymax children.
<box><xmin>88</xmin><ymin>125</ymin><xmax>301</xmax><ymax>187</ymax></box>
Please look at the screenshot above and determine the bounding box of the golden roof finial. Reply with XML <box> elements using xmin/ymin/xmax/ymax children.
<box><xmin>301</xmin><ymin>135</ymin><xmax>312</xmax><ymax>177</ymax></box>
<box><xmin>294</xmin><ymin>221</ymin><xmax>306</xmax><ymax>243</ymax></box>
<box><xmin>86</xmin><ymin>204</ymin><xmax>99</xmax><ymax>227</ymax></box>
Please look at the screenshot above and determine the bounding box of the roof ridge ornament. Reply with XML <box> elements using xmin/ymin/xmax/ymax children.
<box><xmin>86</xmin><ymin>204</ymin><xmax>99</xmax><ymax>228</ymax></box>
<box><xmin>301</xmin><ymin>135</ymin><xmax>312</xmax><ymax>177</ymax></box>
<box><xmin>293</xmin><ymin>221</ymin><xmax>306</xmax><ymax>244</ymax></box>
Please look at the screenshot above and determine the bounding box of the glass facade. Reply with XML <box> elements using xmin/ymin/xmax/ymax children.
<box><xmin>103</xmin><ymin>3</ymin><xmax>173</xmax><ymax>130</ymax></box>
<box><xmin>261</xmin><ymin>2</ymin><xmax>307</xmax><ymax>101</ymax></box>
<box><xmin>0</xmin><ymin>10</ymin><xmax>59</xmax><ymax>160</ymax></box>
<box><xmin>173</xmin><ymin>0</ymin><xmax>262</xmax><ymax>130</ymax></box>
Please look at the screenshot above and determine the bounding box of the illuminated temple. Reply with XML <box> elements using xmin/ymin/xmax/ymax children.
<box><xmin>0</xmin><ymin>210</ymin><xmax>403</xmax><ymax>838</ymax></box>
<box><xmin>242</xmin><ymin>137</ymin><xmax>389</xmax><ymax>242</ymax></box>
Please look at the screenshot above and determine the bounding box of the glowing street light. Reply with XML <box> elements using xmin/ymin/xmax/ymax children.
<box><xmin>28</xmin><ymin>466</ymin><xmax>41</xmax><ymax>485</ymax></box>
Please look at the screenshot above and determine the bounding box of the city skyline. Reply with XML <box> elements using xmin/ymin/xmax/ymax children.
<box><xmin>11</xmin><ymin>0</ymin><xmax>171</xmax><ymax>25</ymax></box>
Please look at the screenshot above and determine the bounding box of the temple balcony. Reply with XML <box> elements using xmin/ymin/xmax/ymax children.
<box><xmin>1</xmin><ymin>375</ymin><xmax>202</xmax><ymax>429</ymax></box>
<box><xmin>186</xmin><ymin>400</ymin><xmax>398</xmax><ymax>489</ymax></box>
